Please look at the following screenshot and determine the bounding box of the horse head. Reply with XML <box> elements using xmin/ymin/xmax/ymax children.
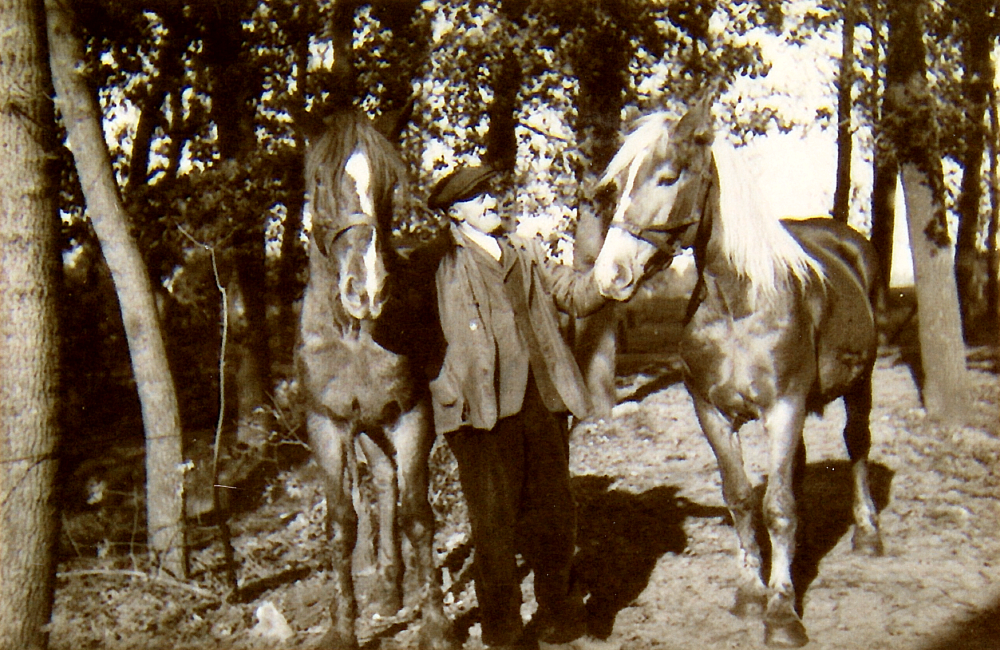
<box><xmin>305</xmin><ymin>112</ymin><xmax>406</xmax><ymax>322</ymax></box>
<box><xmin>593</xmin><ymin>99</ymin><xmax>716</xmax><ymax>301</ymax></box>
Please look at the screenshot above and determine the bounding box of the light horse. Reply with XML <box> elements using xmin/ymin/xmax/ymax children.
<box><xmin>297</xmin><ymin>111</ymin><xmax>450</xmax><ymax>650</ymax></box>
<box><xmin>592</xmin><ymin>99</ymin><xmax>883</xmax><ymax>648</ymax></box>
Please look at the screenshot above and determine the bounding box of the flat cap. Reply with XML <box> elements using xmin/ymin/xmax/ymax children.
<box><xmin>427</xmin><ymin>165</ymin><xmax>497</xmax><ymax>210</ymax></box>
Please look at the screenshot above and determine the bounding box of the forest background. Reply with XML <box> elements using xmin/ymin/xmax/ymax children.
<box><xmin>1</xmin><ymin>0</ymin><xmax>998</xmax><ymax>647</ymax></box>
<box><xmin>61</xmin><ymin>0</ymin><xmax>999</xmax><ymax>477</ymax></box>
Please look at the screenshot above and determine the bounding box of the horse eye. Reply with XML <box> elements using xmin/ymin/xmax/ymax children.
<box><xmin>658</xmin><ymin>172</ymin><xmax>679</xmax><ymax>187</ymax></box>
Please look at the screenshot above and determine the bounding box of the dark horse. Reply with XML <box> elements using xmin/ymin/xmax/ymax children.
<box><xmin>297</xmin><ymin>111</ymin><xmax>450</xmax><ymax>650</ymax></box>
<box><xmin>592</xmin><ymin>98</ymin><xmax>883</xmax><ymax>648</ymax></box>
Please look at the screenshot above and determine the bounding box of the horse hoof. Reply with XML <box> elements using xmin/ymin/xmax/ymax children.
<box><xmin>764</xmin><ymin>616</ymin><xmax>809</xmax><ymax>648</ymax></box>
<box><xmin>730</xmin><ymin>583</ymin><xmax>768</xmax><ymax>618</ymax></box>
<box><xmin>852</xmin><ymin>527</ymin><xmax>884</xmax><ymax>556</ymax></box>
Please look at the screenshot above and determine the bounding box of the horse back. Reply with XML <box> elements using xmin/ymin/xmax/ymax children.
<box><xmin>782</xmin><ymin>218</ymin><xmax>878</xmax><ymax>404</ymax></box>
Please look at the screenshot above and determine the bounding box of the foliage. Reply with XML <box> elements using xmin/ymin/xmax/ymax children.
<box><xmin>54</xmin><ymin>0</ymin><xmax>999</xmax><ymax>559</ymax></box>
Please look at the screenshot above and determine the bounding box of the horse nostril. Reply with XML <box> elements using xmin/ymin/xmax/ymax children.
<box><xmin>612</xmin><ymin>263</ymin><xmax>633</xmax><ymax>290</ymax></box>
<box><xmin>369</xmin><ymin>284</ymin><xmax>387</xmax><ymax>319</ymax></box>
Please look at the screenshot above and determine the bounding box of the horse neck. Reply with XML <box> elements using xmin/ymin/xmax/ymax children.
<box><xmin>688</xmin><ymin>178</ymin><xmax>760</xmax><ymax>317</ymax></box>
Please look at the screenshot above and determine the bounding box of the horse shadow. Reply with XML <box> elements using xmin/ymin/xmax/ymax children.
<box><xmin>568</xmin><ymin>460</ymin><xmax>893</xmax><ymax>638</ymax></box>
<box><xmin>790</xmin><ymin>460</ymin><xmax>895</xmax><ymax>612</ymax></box>
<box><xmin>570</xmin><ymin>475</ymin><xmax>730</xmax><ymax>639</ymax></box>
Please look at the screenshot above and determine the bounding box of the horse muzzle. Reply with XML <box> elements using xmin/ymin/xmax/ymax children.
<box><xmin>339</xmin><ymin>270</ymin><xmax>386</xmax><ymax>321</ymax></box>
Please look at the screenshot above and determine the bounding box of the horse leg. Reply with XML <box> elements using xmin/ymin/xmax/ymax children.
<box><xmin>391</xmin><ymin>401</ymin><xmax>454</xmax><ymax>650</ymax></box>
<box><xmin>693</xmin><ymin>396</ymin><xmax>768</xmax><ymax>617</ymax></box>
<box><xmin>761</xmin><ymin>397</ymin><xmax>809</xmax><ymax>648</ymax></box>
<box><xmin>308</xmin><ymin>411</ymin><xmax>360</xmax><ymax>650</ymax></box>
<box><xmin>843</xmin><ymin>373</ymin><xmax>883</xmax><ymax>556</ymax></box>
<box><xmin>356</xmin><ymin>431</ymin><xmax>404</xmax><ymax>617</ymax></box>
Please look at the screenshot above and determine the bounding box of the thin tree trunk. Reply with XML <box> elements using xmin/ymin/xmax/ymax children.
<box><xmin>954</xmin><ymin>0</ymin><xmax>994</xmax><ymax>341</ymax></box>
<box><xmin>868</xmin><ymin>0</ymin><xmax>895</xmax><ymax>319</ymax></box>
<box><xmin>0</xmin><ymin>0</ymin><xmax>61</xmax><ymax>645</ymax></box>
<box><xmin>124</xmin><ymin>18</ymin><xmax>181</xmax><ymax>201</ymax></box>
<box><xmin>885</xmin><ymin>0</ymin><xmax>971</xmax><ymax>422</ymax></box>
<box><xmin>571</xmin><ymin>1</ymin><xmax>630</xmax><ymax>419</ymax></box>
<box><xmin>832</xmin><ymin>0</ymin><xmax>856</xmax><ymax>223</ymax></box>
<box><xmin>870</xmin><ymin>157</ymin><xmax>897</xmax><ymax>311</ymax></box>
<box><xmin>275</xmin><ymin>7</ymin><xmax>310</xmax><ymax>366</ymax></box>
<box><xmin>986</xmin><ymin>93</ymin><xmax>999</xmax><ymax>338</ymax></box>
<box><xmin>46</xmin><ymin>0</ymin><xmax>187</xmax><ymax>577</ymax></box>
<box><xmin>484</xmin><ymin>0</ymin><xmax>524</xmax><ymax>174</ymax></box>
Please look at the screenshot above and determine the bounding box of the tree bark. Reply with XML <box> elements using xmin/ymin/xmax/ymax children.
<box><xmin>987</xmin><ymin>93</ymin><xmax>999</xmax><ymax>336</ymax></box>
<box><xmin>124</xmin><ymin>16</ymin><xmax>182</xmax><ymax>200</ymax></box>
<box><xmin>868</xmin><ymin>0</ymin><xmax>894</xmax><ymax>317</ymax></box>
<box><xmin>484</xmin><ymin>0</ymin><xmax>525</xmax><ymax>174</ymax></box>
<box><xmin>832</xmin><ymin>0</ymin><xmax>856</xmax><ymax>223</ymax></box>
<box><xmin>46</xmin><ymin>0</ymin><xmax>187</xmax><ymax>577</ymax></box>
<box><xmin>884</xmin><ymin>0</ymin><xmax>971</xmax><ymax>422</ymax></box>
<box><xmin>0</xmin><ymin>0</ymin><xmax>61</xmax><ymax>646</ymax></box>
<box><xmin>953</xmin><ymin>0</ymin><xmax>994</xmax><ymax>341</ymax></box>
<box><xmin>571</xmin><ymin>0</ymin><xmax>630</xmax><ymax>419</ymax></box>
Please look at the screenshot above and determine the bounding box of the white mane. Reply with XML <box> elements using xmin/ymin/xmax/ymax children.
<box><xmin>711</xmin><ymin>141</ymin><xmax>825</xmax><ymax>296</ymax></box>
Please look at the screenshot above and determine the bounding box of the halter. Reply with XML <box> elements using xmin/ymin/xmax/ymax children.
<box><xmin>608</xmin><ymin>219</ymin><xmax>692</xmax><ymax>253</ymax></box>
<box><xmin>606</xmin><ymin>157</ymin><xmax>715</xmax><ymax>301</ymax></box>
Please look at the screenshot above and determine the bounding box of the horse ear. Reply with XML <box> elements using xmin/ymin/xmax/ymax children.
<box><xmin>690</xmin><ymin>90</ymin><xmax>716</xmax><ymax>145</ymax></box>
<box><xmin>373</xmin><ymin>96</ymin><xmax>416</xmax><ymax>143</ymax></box>
<box><xmin>288</xmin><ymin>105</ymin><xmax>328</xmax><ymax>143</ymax></box>
<box><xmin>693</xmin><ymin>121</ymin><xmax>714</xmax><ymax>146</ymax></box>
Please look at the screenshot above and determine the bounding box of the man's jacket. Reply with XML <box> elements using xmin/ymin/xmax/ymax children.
<box><xmin>430</xmin><ymin>225</ymin><xmax>606</xmax><ymax>434</ymax></box>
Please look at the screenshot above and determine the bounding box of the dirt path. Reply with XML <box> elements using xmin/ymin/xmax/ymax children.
<box><xmin>49</xmin><ymin>354</ymin><xmax>999</xmax><ymax>650</ymax></box>
<box><xmin>566</xmin><ymin>355</ymin><xmax>999</xmax><ymax>650</ymax></box>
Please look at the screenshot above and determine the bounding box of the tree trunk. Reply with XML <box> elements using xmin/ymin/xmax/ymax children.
<box><xmin>274</xmin><ymin>8</ymin><xmax>310</xmax><ymax>368</ymax></box>
<box><xmin>222</xmin><ymin>253</ymin><xmax>272</xmax><ymax>455</ymax></box>
<box><xmin>987</xmin><ymin>93</ymin><xmax>999</xmax><ymax>336</ymax></box>
<box><xmin>46</xmin><ymin>0</ymin><xmax>188</xmax><ymax>577</ymax></box>
<box><xmin>832</xmin><ymin>0</ymin><xmax>856</xmax><ymax>223</ymax></box>
<box><xmin>484</xmin><ymin>0</ymin><xmax>525</xmax><ymax>174</ymax></box>
<box><xmin>571</xmin><ymin>1</ymin><xmax>630</xmax><ymax>419</ymax></box>
<box><xmin>953</xmin><ymin>0</ymin><xmax>994</xmax><ymax>341</ymax></box>
<box><xmin>0</xmin><ymin>0</ymin><xmax>61</xmax><ymax>646</ymax></box>
<box><xmin>868</xmin><ymin>0</ymin><xmax>895</xmax><ymax>319</ymax></box>
<box><xmin>187</xmin><ymin>1</ymin><xmax>275</xmax><ymax>464</ymax></box>
<box><xmin>884</xmin><ymin>0</ymin><xmax>971</xmax><ymax>422</ymax></box>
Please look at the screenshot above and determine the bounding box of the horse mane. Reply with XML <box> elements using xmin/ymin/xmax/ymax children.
<box><xmin>710</xmin><ymin>141</ymin><xmax>825</xmax><ymax>296</ymax></box>
<box><xmin>305</xmin><ymin>111</ymin><xmax>408</xmax><ymax>228</ymax></box>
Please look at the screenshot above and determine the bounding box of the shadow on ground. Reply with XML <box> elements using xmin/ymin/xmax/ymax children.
<box><xmin>792</xmin><ymin>460</ymin><xmax>895</xmax><ymax>612</ymax></box>
<box><xmin>918</xmin><ymin>593</ymin><xmax>1000</xmax><ymax>650</ymax></box>
<box><xmin>570</xmin><ymin>475</ymin><xmax>730</xmax><ymax>639</ymax></box>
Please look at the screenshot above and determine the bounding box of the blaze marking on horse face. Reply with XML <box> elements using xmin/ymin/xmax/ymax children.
<box><xmin>345</xmin><ymin>149</ymin><xmax>374</xmax><ymax>217</ymax></box>
<box><xmin>363</xmin><ymin>227</ymin><xmax>380</xmax><ymax>313</ymax></box>
<box><xmin>612</xmin><ymin>145</ymin><xmax>649</xmax><ymax>224</ymax></box>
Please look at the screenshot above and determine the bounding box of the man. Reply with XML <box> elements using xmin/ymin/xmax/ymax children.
<box><xmin>427</xmin><ymin>165</ymin><xmax>607</xmax><ymax>649</ymax></box>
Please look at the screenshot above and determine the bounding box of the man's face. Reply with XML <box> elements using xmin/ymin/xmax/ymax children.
<box><xmin>452</xmin><ymin>194</ymin><xmax>501</xmax><ymax>234</ymax></box>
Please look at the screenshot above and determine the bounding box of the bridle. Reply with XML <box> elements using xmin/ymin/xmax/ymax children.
<box><xmin>317</xmin><ymin>211</ymin><xmax>377</xmax><ymax>257</ymax></box>
<box><xmin>606</xmin><ymin>157</ymin><xmax>716</xmax><ymax>314</ymax></box>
